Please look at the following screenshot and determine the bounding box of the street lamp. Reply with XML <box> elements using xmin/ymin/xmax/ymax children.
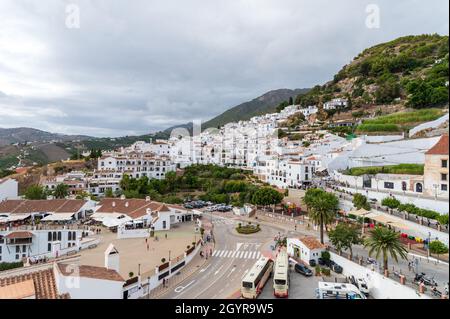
<box><xmin>169</xmin><ymin>250</ymin><xmax>171</xmax><ymax>261</ymax></box>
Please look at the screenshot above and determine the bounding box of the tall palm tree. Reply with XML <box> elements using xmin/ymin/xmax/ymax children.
<box><xmin>303</xmin><ymin>189</ymin><xmax>339</xmax><ymax>244</ymax></box>
<box><xmin>364</xmin><ymin>226</ymin><xmax>408</xmax><ymax>271</ymax></box>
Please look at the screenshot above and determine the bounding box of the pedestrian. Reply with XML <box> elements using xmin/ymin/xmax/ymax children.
<box><xmin>145</xmin><ymin>238</ymin><xmax>148</xmax><ymax>244</ymax></box>
<box><xmin>165</xmin><ymin>233</ymin><xmax>168</xmax><ymax>239</ymax></box>
<box><xmin>147</xmin><ymin>243</ymin><xmax>149</xmax><ymax>251</ymax></box>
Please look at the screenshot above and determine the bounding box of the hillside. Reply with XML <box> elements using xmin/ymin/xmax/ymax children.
<box><xmin>0</xmin><ymin>127</ymin><xmax>91</xmax><ymax>146</ymax></box>
<box><xmin>165</xmin><ymin>88</ymin><xmax>309</xmax><ymax>133</ymax></box>
<box><xmin>295</xmin><ymin>34</ymin><xmax>449</xmax><ymax>115</ymax></box>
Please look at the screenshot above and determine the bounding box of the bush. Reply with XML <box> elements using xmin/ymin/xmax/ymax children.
<box><xmin>321</xmin><ymin>268</ymin><xmax>331</xmax><ymax>276</ymax></box>
<box><xmin>381</xmin><ymin>197</ymin><xmax>401</xmax><ymax>209</ymax></box>
<box><xmin>321</xmin><ymin>251</ymin><xmax>331</xmax><ymax>261</ymax></box>
<box><xmin>429</xmin><ymin>240</ymin><xmax>449</xmax><ymax>255</ymax></box>
<box><xmin>235</xmin><ymin>225</ymin><xmax>261</xmax><ymax>234</ymax></box>
<box><xmin>0</xmin><ymin>261</ymin><xmax>23</xmax><ymax>271</ymax></box>
<box><xmin>437</xmin><ymin>214</ymin><xmax>449</xmax><ymax>225</ymax></box>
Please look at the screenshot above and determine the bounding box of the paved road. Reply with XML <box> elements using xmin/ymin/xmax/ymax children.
<box><xmin>158</xmin><ymin>213</ymin><xmax>283</xmax><ymax>299</ymax></box>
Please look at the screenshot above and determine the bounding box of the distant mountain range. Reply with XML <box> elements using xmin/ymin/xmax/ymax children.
<box><xmin>0</xmin><ymin>127</ymin><xmax>92</xmax><ymax>146</ymax></box>
<box><xmin>164</xmin><ymin>88</ymin><xmax>310</xmax><ymax>134</ymax></box>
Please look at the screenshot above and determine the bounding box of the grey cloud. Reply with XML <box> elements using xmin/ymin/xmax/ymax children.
<box><xmin>0</xmin><ymin>0</ymin><xmax>448</xmax><ymax>137</ymax></box>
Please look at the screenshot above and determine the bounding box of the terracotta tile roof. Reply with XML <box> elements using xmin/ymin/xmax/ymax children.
<box><xmin>426</xmin><ymin>134</ymin><xmax>449</xmax><ymax>155</ymax></box>
<box><xmin>0</xmin><ymin>268</ymin><xmax>67</xmax><ymax>299</ymax></box>
<box><xmin>5</xmin><ymin>231</ymin><xmax>33</xmax><ymax>239</ymax></box>
<box><xmin>57</xmin><ymin>264</ymin><xmax>124</xmax><ymax>282</ymax></box>
<box><xmin>299</xmin><ymin>236</ymin><xmax>325</xmax><ymax>250</ymax></box>
<box><xmin>0</xmin><ymin>199</ymin><xmax>87</xmax><ymax>215</ymax></box>
<box><xmin>0</xmin><ymin>279</ymin><xmax>35</xmax><ymax>299</ymax></box>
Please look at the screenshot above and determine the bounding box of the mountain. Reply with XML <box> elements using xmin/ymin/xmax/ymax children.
<box><xmin>165</xmin><ymin>88</ymin><xmax>310</xmax><ymax>134</ymax></box>
<box><xmin>0</xmin><ymin>127</ymin><xmax>92</xmax><ymax>146</ymax></box>
<box><xmin>296</xmin><ymin>34</ymin><xmax>449</xmax><ymax>112</ymax></box>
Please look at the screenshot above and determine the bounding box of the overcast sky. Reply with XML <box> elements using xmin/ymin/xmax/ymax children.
<box><xmin>0</xmin><ymin>0</ymin><xmax>448</xmax><ymax>137</ymax></box>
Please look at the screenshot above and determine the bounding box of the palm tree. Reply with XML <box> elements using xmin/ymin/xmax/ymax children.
<box><xmin>53</xmin><ymin>183</ymin><xmax>69</xmax><ymax>199</ymax></box>
<box><xmin>364</xmin><ymin>226</ymin><xmax>408</xmax><ymax>272</ymax></box>
<box><xmin>303</xmin><ymin>189</ymin><xmax>339</xmax><ymax>244</ymax></box>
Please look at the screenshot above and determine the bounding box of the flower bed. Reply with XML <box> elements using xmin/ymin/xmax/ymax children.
<box><xmin>236</xmin><ymin>223</ymin><xmax>261</xmax><ymax>234</ymax></box>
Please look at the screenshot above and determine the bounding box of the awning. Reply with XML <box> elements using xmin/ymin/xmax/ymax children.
<box><xmin>347</xmin><ymin>208</ymin><xmax>370</xmax><ymax>217</ymax></box>
<box><xmin>369</xmin><ymin>215</ymin><xmax>409</xmax><ymax>230</ymax></box>
<box><xmin>0</xmin><ymin>214</ymin><xmax>31</xmax><ymax>223</ymax></box>
<box><xmin>41</xmin><ymin>213</ymin><xmax>75</xmax><ymax>222</ymax></box>
<box><xmin>5</xmin><ymin>231</ymin><xmax>33</xmax><ymax>239</ymax></box>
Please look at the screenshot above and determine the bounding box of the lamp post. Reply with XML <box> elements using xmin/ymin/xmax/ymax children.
<box><xmin>169</xmin><ymin>250</ymin><xmax>171</xmax><ymax>261</ymax></box>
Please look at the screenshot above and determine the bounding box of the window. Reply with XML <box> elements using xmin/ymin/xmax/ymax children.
<box><xmin>416</xmin><ymin>183</ymin><xmax>423</xmax><ymax>193</ymax></box>
<box><xmin>16</xmin><ymin>246</ymin><xmax>20</xmax><ymax>253</ymax></box>
<box><xmin>48</xmin><ymin>243</ymin><xmax>52</xmax><ymax>252</ymax></box>
<box><xmin>441</xmin><ymin>174</ymin><xmax>447</xmax><ymax>181</ymax></box>
<box><xmin>402</xmin><ymin>181</ymin><xmax>407</xmax><ymax>191</ymax></box>
<box><xmin>442</xmin><ymin>160</ymin><xmax>448</xmax><ymax>168</ymax></box>
<box><xmin>22</xmin><ymin>245</ymin><xmax>26</xmax><ymax>252</ymax></box>
<box><xmin>442</xmin><ymin>184</ymin><xmax>448</xmax><ymax>191</ymax></box>
<box><xmin>52</xmin><ymin>232</ymin><xmax>57</xmax><ymax>241</ymax></box>
<box><xmin>48</xmin><ymin>232</ymin><xmax>52</xmax><ymax>241</ymax></box>
<box><xmin>57</xmin><ymin>232</ymin><xmax>62</xmax><ymax>241</ymax></box>
<box><xmin>384</xmin><ymin>182</ymin><xmax>394</xmax><ymax>189</ymax></box>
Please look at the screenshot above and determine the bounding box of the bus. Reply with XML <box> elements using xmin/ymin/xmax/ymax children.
<box><xmin>241</xmin><ymin>256</ymin><xmax>274</xmax><ymax>299</ymax></box>
<box><xmin>273</xmin><ymin>248</ymin><xmax>289</xmax><ymax>298</ymax></box>
<box><xmin>315</xmin><ymin>282</ymin><xmax>367</xmax><ymax>299</ymax></box>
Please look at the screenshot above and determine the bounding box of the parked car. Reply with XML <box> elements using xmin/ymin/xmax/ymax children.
<box><xmin>331</xmin><ymin>263</ymin><xmax>343</xmax><ymax>274</ymax></box>
<box><xmin>294</xmin><ymin>263</ymin><xmax>313</xmax><ymax>277</ymax></box>
<box><xmin>184</xmin><ymin>204</ymin><xmax>194</xmax><ymax>209</ymax></box>
<box><xmin>318</xmin><ymin>257</ymin><xmax>328</xmax><ymax>266</ymax></box>
<box><xmin>309</xmin><ymin>259</ymin><xmax>317</xmax><ymax>267</ymax></box>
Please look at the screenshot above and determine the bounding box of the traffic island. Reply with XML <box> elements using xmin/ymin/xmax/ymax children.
<box><xmin>235</xmin><ymin>222</ymin><xmax>261</xmax><ymax>234</ymax></box>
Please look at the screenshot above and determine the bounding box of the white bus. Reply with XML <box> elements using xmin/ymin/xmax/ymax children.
<box><xmin>241</xmin><ymin>256</ymin><xmax>274</xmax><ymax>299</ymax></box>
<box><xmin>273</xmin><ymin>248</ymin><xmax>289</xmax><ymax>298</ymax></box>
<box><xmin>315</xmin><ymin>282</ymin><xmax>367</xmax><ymax>299</ymax></box>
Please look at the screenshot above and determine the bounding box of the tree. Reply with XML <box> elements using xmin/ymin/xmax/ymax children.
<box><xmin>104</xmin><ymin>188</ymin><xmax>114</xmax><ymax>198</ymax></box>
<box><xmin>251</xmin><ymin>187</ymin><xmax>283</xmax><ymax>211</ymax></box>
<box><xmin>364</xmin><ymin>226</ymin><xmax>408</xmax><ymax>272</ymax></box>
<box><xmin>24</xmin><ymin>185</ymin><xmax>47</xmax><ymax>200</ymax></box>
<box><xmin>328</xmin><ymin>223</ymin><xmax>362</xmax><ymax>259</ymax></box>
<box><xmin>53</xmin><ymin>183</ymin><xmax>69</xmax><ymax>199</ymax></box>
<box><xmin>428</xmin><ymin>240</ymin><xmax>448</xmax><ymax>255</ymax></box>
<box><xmin>165</xmin><ymin>171</ymin><xmax>178</xmax><ymax>192</ymax></box>
<box><xmin>302</xmin><ymin>189</ymin><xmax>339</xmax><ymax>244</ymax></box>
<box><xmin>352</xmin><ymin>193</ymin><xmax>371</xmax><ymax>211</ymax></box>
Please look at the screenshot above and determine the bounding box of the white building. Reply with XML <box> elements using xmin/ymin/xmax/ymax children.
<box><xmin>0</xmin><ymin>178</ymin><xmax>18</xmax><ymax>202</ymax></box>
<box><xmin>323</xmin><ymin>98</ymin><xmax>348</xmax><ymax>110</ymax></box>
<box><xmin>287</xmin><ymin>236</ymin><xmax>325</xmax><ymax>264</ymax></box>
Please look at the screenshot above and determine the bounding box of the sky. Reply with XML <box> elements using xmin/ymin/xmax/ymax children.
<box><xmin>0</xmin><ymin>0</ymin><xmax>448</xmax><ymax>137</ymax></box>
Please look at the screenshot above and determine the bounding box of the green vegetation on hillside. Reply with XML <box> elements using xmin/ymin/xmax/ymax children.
<box><xmin>343</xmin><ymin>164</ymin><xmax>424</xmax><ymax>176</ymax></box>
<box><xmin>294</xmin><ymin>34</ymin><xmax>449</xmax><ymax>111</ymax></box>
<box><xmin>356</xmin><ymin>108</ymin><xmax>444</xmax><ymax>133</ymax></box>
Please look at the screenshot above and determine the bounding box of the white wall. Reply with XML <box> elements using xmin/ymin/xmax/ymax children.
<box><xmin>0</xmin><ymin>179</ymin><xmax>19</xmax><ymax>202</ymax></box>
<box><xmin>329</xmin><ymin>252</ymin><xmax>431</xmax><ymax>299</ymax></box>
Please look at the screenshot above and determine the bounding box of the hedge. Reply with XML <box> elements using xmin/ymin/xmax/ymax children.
<box><xmin>236</xmin><ymin>225</ymin><xmax>261</xmax><ymax>234</ymax></box>
<box><xmin>0</xmin><ymin>261</ymin><xmax>23</xmax><ymax>271</ymax></box>
<box><xmin>381</xmin><ymin>197</ymin><xmax>401</xmax><ymax>209</ymax></box>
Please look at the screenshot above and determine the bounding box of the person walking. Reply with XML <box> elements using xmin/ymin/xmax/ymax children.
<box><xmin>165</xmin><ymin>233</ymin><xmax>168</xmax><ymax>239</ymax></box>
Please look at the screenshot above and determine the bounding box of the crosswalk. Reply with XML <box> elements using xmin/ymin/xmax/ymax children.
<box><xmin>211</xmin><ymin>249</ymin><xmax>262</xmax><ymax>260</ymax></box>
<box><xmin>211</xmin><ymin>219</ymin><xmax>236</xmax><ymax>225</ymax></box>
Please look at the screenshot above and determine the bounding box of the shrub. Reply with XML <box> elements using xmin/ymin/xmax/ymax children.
<box><xmin>321</xmin><ymin>268</ymin><xmax>331</xmax><ymax>276</ymax></box>
<box><xmin>0</xmin><ymin>261</ymin><xmax>23</xmax><ymax>271</ymax></box>
<box><xmin>381</xmin><ymin>197</ymin><xmax>401</xmax><ymax>209</ymax></box>
<box><xmin>321</xmin><ymin>251</ymin><xmax>331</xmax><ymax>261</ymax></box>
<box><xmin>437</xmin><ymin>214</ymin><xmax>449</xmax><ymax>225</ymax></box>
<box><xmin>315</xmin><ymin>265</ymin><xmax>321</xmax><ymax>275</ymax></box>
<box><xmin>429</xmin><ymin>240</ymin><xmax>449</xmax><ymax>255</ymax></box>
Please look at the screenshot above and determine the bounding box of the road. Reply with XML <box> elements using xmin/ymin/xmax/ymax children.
<box><xmin>159</xmin><ymin>213</ymin><xmax>283</xmax><ymax>299</ymax></box>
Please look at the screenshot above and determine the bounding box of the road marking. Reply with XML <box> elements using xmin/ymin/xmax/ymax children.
<box><xmin>231</xmin><ymin>251</ymin><xmax>238</xmax><ymax>258</ymax></box>
<box><xmin>226</xmin><ymin>267</ymin><xmax>236</xmax><ymax>278</ymax></box>
<box><xmin>251</xmin><ymin>251</ymin><xmax>257</xmax><ymax>259</ymax></box>
<box><xmin>241</xmin><ymin>269</ymin><xmax>249</xmax><ymax>278</ymax></box>
<box><xmin>219</xmin><ymin>250</ymin><xmax>227</xmax><ymax>257</ymax></box>
<box><xmin>238</xmin><ymin>251</ymin><xmax>244</xmax><ymax>258</ymax></box>
<box><xmin>199</xmin><ymin>264</ymin><xmax>211</xmax><ymax>273</ymax></box>
<box><xmin>212</xmin><ymin>250</ymin><xmax>219</xmax><ymax>257</ymax></box>
<box><xmin>214</xmin><ymin>265</ymin><xmax>224</xmax><ymax>276</ymax></box>
<box><xmin>243</xmin><ymin>251</ymin><xmax>249</xmax><ymax>259</ymax></box>
<box><xmin>236</xmin><ymin>243</ymin><xmax>243</xmax><ymax>251</ymax></box>
<box><xmin>174</xmin><ymin>280</ymin><xmax>195</xmax><ymax>293</ymax></box>
<box><xmin>227</xmin><ymin>251</ymin><xmax>233</xmax><ymax>258</ymax></box>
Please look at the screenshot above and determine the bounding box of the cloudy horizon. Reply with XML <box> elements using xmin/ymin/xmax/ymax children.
<box><xmin>0</xmin><ymin>0</ymin><xmax>448</xmax><ymax>137</ymax></box>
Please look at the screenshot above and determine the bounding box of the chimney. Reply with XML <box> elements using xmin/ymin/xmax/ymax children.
<box><xmin>145</xmin><ymin>196</ymin><xmax>151</xmax><ymax>202</ymax></box>
<box><xmin>120</xmin><ymin>194</ymin><xmax>126</xmax><ymax>200</ymax></box>
<box><xmin>125</xmin><ymin>202</ymin><xmax>129</xmax><ymax>208</ymax></box>
<box><xmin>112</xmin><ymin>201</ymin><xmax>116</xmax><ymax>207</ymax></box>
<box><xmin>104</xmin><ymin>243</ymin><xmax>120</xmax><ymax>273</ymax></box>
